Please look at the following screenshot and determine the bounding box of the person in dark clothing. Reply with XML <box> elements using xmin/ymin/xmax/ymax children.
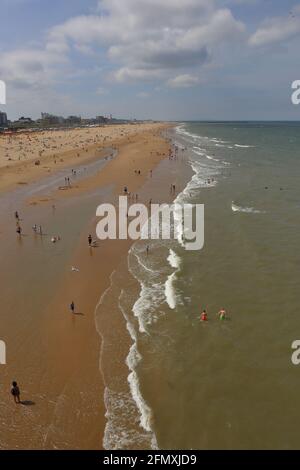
<box><xmin>11</xmin><ymin>381</ymin><xmax>21</xmax><ymax>404</ymax></box>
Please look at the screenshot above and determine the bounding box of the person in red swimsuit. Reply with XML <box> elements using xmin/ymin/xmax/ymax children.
<box><xmin>200</xmin><ymin>310</ymin><xmax>208</xmax><ymax>321</ymax></box>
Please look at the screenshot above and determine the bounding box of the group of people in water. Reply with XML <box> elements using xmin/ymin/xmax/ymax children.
<box><xmin>200</xmin><ymin>308</ymin><xmax>227</xmax><ymax>322</ymax></box>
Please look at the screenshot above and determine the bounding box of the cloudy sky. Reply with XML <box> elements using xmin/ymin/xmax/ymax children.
<box><xmin>0</xmin><ymin>0</ymin><xmax>300</xmax><ymax>120</ymax></box>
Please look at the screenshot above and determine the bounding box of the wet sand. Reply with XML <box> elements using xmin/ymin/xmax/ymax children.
<box><xmin>0</xmin><ymin>123</ymin><xmax>172</xmax><ymax>449</ymax></box>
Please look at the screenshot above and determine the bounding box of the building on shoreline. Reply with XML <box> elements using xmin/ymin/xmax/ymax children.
<box><xmin>4</xmin><ymin>110</ymin><xmax>134</xmax><ymax>132</ymax></box>
<box><xmin>0</xmin><ymin>110</ymin><xmax>8</xmax><ymax>128</ymax></box>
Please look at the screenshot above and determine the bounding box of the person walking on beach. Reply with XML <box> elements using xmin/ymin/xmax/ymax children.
<box><xmin>70</xmin><ymin>301</ymin><xmax>75</xmax><ymax>314</ymax></box>
<box><xmin>88</xmin><ymin>234</ymin><xmax>92</xmax><ymax>246</ymax></box>
<box><xmin>11</xmin><ymin>381</ymin><xmax>21</xmax><ymax>404</ymax></box>
<box><xmin>16</xmin><ymin>225</ymin><xmax>22</xmax><ymax>236</ymax></box>
<box><xmin>14</xmin><ymin>211</ymin><xmax>19</xmax><ymax>221</ymax></box>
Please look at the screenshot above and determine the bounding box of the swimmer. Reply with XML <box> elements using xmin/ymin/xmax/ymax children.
<box><xmin>218</xmin><ymin>308</ymin><xmax>226</xmax><ymax>320</ymax></box>
<box><xmin>200</xmin><ymin>310</ymin><xmax>208</xmax><ymax>322</ymax></box>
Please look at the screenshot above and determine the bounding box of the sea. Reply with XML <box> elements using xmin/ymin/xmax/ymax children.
<box><xmin>97</xmin><ymin>122</ymin><xmax>300</xmax><ymax>450</ymax></box>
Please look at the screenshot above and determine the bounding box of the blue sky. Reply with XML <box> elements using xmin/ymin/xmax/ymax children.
<box><xmin>0</xmin><ymin>0</ymin><xmax>300</xmax><ymax>120</ymax></box>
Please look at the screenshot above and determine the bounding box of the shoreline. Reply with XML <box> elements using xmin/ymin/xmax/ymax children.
<box><xmin>95</xmin><ymin>127</ymin><xmax>194</xmax><ymax>449</ymax></box>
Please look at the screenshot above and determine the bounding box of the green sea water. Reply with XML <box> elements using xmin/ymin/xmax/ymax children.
<box><xmin>107</xmin><ymin>122</ymin><xmax>300</xmax><ymax>450</ymax></box>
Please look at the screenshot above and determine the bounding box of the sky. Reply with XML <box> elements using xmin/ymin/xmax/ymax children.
<box><xmin>0</xmin><ymin>0</ymin><xmax>300</xmax><ymax>121</ymax></box>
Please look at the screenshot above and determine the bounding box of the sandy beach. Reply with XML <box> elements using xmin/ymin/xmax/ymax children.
<box><xmin>0</xmin><ymin>122</ymin><xmax>173</xmax><ymax>449</ymax></box>
<box><xmin>0</xmin><ymin>123</ymin><xmax>165</xmax><ymax>193</ymax></box>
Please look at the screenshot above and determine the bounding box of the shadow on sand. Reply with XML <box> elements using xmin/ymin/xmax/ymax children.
<box><xmin>20</xmin><ymin>400</ymin><xmax>35</xmax><ymax>406</ymax></box>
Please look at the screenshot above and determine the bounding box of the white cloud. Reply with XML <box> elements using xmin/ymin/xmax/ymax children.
<box><xmin>0</xmin><ymin>48</ymin><xmax>66</xmax><ymax>90</ymax></box>
<box><xmin>249</xmin><ymin>6</ymin><xmax>300</xmax><ymax>46</ymax></box>
<box><xmin>167</xmin><ymin>74</ymin><xmax>200</xmax><ymax>88</ymax></box>
<box><xmin>113</xmin><ymin>67</ymin><xmax>165</xmax><ymax>83</ymax></box>
<box><xmin>45</xmin><ymin>0</ymin><xmax>245</xmax><ymax>83</ymax></box>
<box><xmin>0</xmin><ymin>0</ymin><xmax>248</xmax><ymax>118</ymax></box>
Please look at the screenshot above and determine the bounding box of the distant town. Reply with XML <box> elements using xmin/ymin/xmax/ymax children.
<box><xmin>0</xmin><ymin>111</ymin><xmax>145</xmax><ymax>132</ymax></box>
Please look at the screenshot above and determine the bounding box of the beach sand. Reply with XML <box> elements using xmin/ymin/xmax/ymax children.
<box><xmin>0</xmin><ymin>123</ymin><xmax>165</xmax><ymax>193</ymax></box>
<box><xmin>0</xmin><ymin>122</ymin><xmax>173</xmax><ymax>449</ymax></box>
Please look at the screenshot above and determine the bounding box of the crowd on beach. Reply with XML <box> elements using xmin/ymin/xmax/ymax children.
<box><xmin>0</xmin><ymin>125</ymin><xmax>152</xmax><ymax>177</ymax></box>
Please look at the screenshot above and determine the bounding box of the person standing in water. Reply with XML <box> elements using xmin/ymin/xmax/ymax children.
<box><xmin>200</xmin><ymin>310</ymin><xmax>208</xmax><ymax>322</ymax></box>
<box><xmin>11</xmin><ymin>381</ymin><xmax>21</xmax><ymax>404</ymax></box>
<box><xmin>88</xmin><ymin>234</ymin><xmax>92</xmax><ymax>246</ymax></box>
<box><xmin>218</xmin><ymin>308</ymin><xmax>227</xmax><ymax>320</ymax></box>
<box><xmin>70</xmin><ymin>301</ymin><xmax>75</xmax><ymax>314</ymax></box>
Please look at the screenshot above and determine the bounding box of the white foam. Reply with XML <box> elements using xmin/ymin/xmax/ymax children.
<box><xmin>209</xmin><ymin>137</ymin><xmax>230</xmax><ymax>144</ymax></box>
<box><xmin>167</xmin><ymin>249</ymin><xmax>181</xmax><ymax>269</ymax></box>
<box><xmin>126</xmin><ymin>344</ymin><xmax>154</xmax><ymax>434</ymax></box>
<box><xmin>206</xmin><ymin>155</ymin><xmax>220</xmax><ymax>162</ymax></box>
<box><xmin>231</xmin><ymin>202</ymin><xmax>264</xmax><ymax>214</ymax></box>
<box><xmin>96</xmin><ymin>271</ymin><xmax>158</xmax><ymax>450</ymax></box>
<box><xmin>234</xmin><ymin>144</ymin><xmax>254</xmax><ymax>148</ymax></box>
<box><xmin>164</xmin><ymin>249</ymin><xmax>182</xmax><ymax>310</ymax></box>
<box><xmin>103</xmin><ymin>387</ymin><xmax>157</xmax><ymax>450</ymax></box>
<box><xmin>130</xmin><ymin>250</ymin><xmax>166</xmax><ymax>333</ymax></box>
<box><xmin>118</xmin><ymin>290</ymin><xmax>159</xmax><ymax>449</ymax></box>
<box><xmin>165</xmin><ymin>272</ymin><xmax>177</xmax><ymax>310</ymax></box>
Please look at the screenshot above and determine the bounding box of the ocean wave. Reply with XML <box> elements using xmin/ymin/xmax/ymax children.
<box><xmin>118</xmin><ymin>288</ymin><xmax>158</xmax><ymax>449</ymax></box>
<box><xmin>126</xmin><ymin>345</ymin><xmax>155</xmax><ymax>435</ymax></box>
<box><xmin>210</xmin><ymin>138</ymin><xmax>230</xmax><ymax>144</ymax></box>
<box><xmin>165</xmin><ymin>272</ymin><xmax>177</xmax><ymax>310</ymax></box>
<box><xmin>103</xmin><ymin>387</ymin><xmax>157</xmax><ymax>450</ymax></box>
<box><xmin>167</xmin><ymin>249</ymin><xmax>181</xmax><ymax>269</ymax></box>
<box><xmin>231</xmin><ymin>202</ymin><xmax>264</xmax><ymax>214</ymax></box>
<box><xmin>234</xmin><ymin>144</ymin><xmax>254</xmax><ymax>148</ymax></box>
<box><xmin>131</xmin><ymin>279</ymin><xmax>164</xmax><ymax>333</ymax></box>
<box><xmin>206</xmin><ymin>155</ymin><xmax>220</xmax><ymax>162</ymax></box>
<box><xmin>164</xmin><ymin>249</ymin><xmax>182</xmax><ymax>310</ymax></box>
<box><xmin>192</xmin><ymin>146</ymin><xmax>205</xmax><ymax>156</ymax></box>
<box><xmin>97</xmin><ymin>270</ymin><xmax>158</xmax><ymax>450</ymax></box>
